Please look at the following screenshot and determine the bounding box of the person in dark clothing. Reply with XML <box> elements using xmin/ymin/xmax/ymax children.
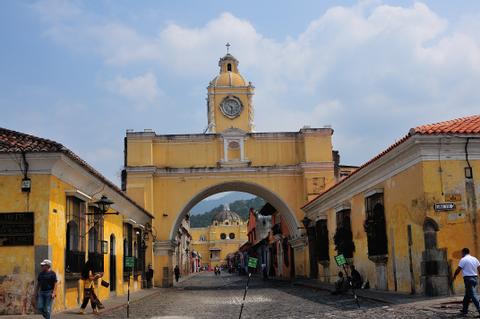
<box><xmin>174</xmin><ymin>265</ymin><xmax>180</xmax><ymax>282</ymax></box>
<box><xmin>332</xmin><ymin>271</ymin><xmax>348</xmax><ymax>295</ymax></box>
<box><xmin>34</xmin><ymin>259</ymin><xmax>57</xmax><ymax>319</ymax></box>
<box><xmin>350</xmin><ymin>265</ymin><xmax>362</xmax><ymax>289</ymax></box>
<box><xmin>146</xmin><ymin>264</ymin><xmax>154</xmax><ymax>288</ymax></box>
<box><xmin>79</xmin><ymin>260</ymin><xmax>104</xmax><ymax>314</ymax></box>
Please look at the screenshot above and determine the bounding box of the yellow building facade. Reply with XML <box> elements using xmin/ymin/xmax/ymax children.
<box><xmin>191</xmin><ymin>206</ymin><xmax>247</xmax><ymax>268</ymax></box>
<box><xmin>124</xmin><ymin>50</ymin><xmax>337</xmax><ymax>286</ymax></box>
<box><xmin>0</xmin><ymin>128</ymin><xmax>153</xmax><ymax>315</ymax></box>
<box><xmin>302</xmin><ymin>115</ymin><xmax>480</xmax><ymax>296</ymax></box>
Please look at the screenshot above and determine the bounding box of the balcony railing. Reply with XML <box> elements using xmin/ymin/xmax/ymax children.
<box><xmin>65</xmin><ymin>250</ymin><xmax>85</xmax><ymax>274</ymax></box>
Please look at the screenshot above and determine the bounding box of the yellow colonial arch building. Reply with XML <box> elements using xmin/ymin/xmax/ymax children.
<box><xmin>124</xmin><ymin>50</ymin><xmax>337</xmax><ymax>287</ymax></box>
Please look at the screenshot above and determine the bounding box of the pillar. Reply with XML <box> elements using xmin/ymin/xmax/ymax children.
<box><xmin>153</xmin><ymin>240</ymin><xmax>176</xmax><ymax>287</ymax></box>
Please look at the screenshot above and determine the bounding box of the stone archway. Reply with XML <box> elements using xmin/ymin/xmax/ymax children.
<box><xmin>148</xmin><ymin>180</ymin><xmax>307</xmax><ymax>287</ymax></box>
<box><xmin>170</xmin><ymin>181</ymin><xmax>301</xmax><ymax>241</ymax></box>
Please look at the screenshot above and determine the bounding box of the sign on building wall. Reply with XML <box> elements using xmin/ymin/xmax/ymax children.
<box><xmin>434</xmin><ymin>203</ymin><xmax>456</xmax><ymax>212</ymax></box>
<box><xmin>0</xmin><ymin>212</ymin><xmax>34</xmax><ymax>246</ymax></box>
<box><xmin>334</xmin><ymin>254</ymin><xmax>347</xmax><ymax>266</ymax></box>
<box><xmin>248</xmin><ymin>257</ymin><xmax>258</xmax><ymax>268</ymax></box>
<box><xmin>125</xmin><ymin>256</ymin><xmax>135</xmax><ymax>269</ymax></box>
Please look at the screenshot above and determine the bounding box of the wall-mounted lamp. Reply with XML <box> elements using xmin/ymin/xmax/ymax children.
<box><xmin>465</xmin><ymin>167</ymin><xmax>473</xmax><ymax>179</ymax></box>
<box><xmin>21</xmin><ymin>177</ymin><xmax>31</xmax><ymax>193</ymax></box>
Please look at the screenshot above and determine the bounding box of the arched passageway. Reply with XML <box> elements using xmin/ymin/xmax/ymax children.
<box><xmin>170</xmin><ymin>181</ymin><xmax>301</xmax><ymax>241</ymax></box>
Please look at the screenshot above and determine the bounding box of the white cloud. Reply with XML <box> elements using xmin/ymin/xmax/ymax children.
<box><xmin>106</xmin><ymin>72</ymin><xmax>161</xmax><ymax>105</ymax></box>
<box><xmin>31</xmin><ymin>1</ymin><xmax>480</xmax><ymax>165</ymax></box>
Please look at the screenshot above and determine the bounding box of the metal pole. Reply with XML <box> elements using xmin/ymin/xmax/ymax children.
<box><xmin>127</xmin><ymin>269</ymin><xmax>131</xmax><ymax>318</ymax></box>
<box><xmin>342</xmin><ymin>264</ymin><xmax>360</xmax><ymax>308</ymax></box>
<box><xmin>238</xmin><ymin>272</ymin><xmax>251</xmax><ymax>319</ymax></box>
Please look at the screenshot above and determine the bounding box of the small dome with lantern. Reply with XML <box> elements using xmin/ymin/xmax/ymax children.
<box><xmin>212</xmin><ymin>204</ymin><xmax>242</xmax><ymax>225</ymax></box>
<box><xmin>209</xmin><ymin>47</ymin><xmax>249</xmax><ymax>87</ymax></box>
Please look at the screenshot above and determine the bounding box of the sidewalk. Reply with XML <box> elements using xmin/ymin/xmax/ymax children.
<box><xmin>4</xmin><ymin>287</ymin><xmax>161</xmax><ymax>319</ymax></box>
<box><xmin>293</xmin><ymin>277</ymin><xmax>463</xmax><ymax>305</ymax></box>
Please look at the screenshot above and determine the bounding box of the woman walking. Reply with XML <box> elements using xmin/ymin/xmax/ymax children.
<box><xmin>79</xmin><ymin>260</ymin><xmax>104</xmax><ymax>314</ymax></box>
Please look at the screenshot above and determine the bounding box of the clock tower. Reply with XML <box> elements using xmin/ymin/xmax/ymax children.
<box><xmin>207</xmin><ymin>46</ymin><xmax>255</xmax><ymax>133</ymax></box>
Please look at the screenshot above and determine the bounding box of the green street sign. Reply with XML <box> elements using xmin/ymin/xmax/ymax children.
<box><xmin>125</xmin><ymin>256</ymin><xmax>135</xmax><ymax>268</ymax></box>
<box><xmin>248</xmin><ymin>257</ymin><xmax>258</xmax><ymax>268</ymax></box>
<box><xmin>334</xmin><ymin>254</ymin><xmax>347</xmax><ymax>266</ymax></box>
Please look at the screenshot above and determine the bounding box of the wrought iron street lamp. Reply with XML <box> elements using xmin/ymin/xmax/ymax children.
<box><xmin>87</xmin><ymin>195</ymin><xmax>118</xmax><ymax>215</ymax></box>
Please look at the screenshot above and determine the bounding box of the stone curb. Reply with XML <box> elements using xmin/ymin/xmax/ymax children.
<box><xmin>293</xmin><ymin>281</ymin><xmax>395</xmax><ymax>305</ymax></box>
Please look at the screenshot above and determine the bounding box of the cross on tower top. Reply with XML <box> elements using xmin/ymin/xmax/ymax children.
<box><xmin>226</xmin><ymin>42</ymin><xmax>231</xmax><ymax>54</ymax></box>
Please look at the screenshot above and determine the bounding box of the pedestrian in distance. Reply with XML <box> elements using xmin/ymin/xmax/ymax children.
<box><xmin>79</xmin><ymin>260</ymin><xmax>104</xmax><ymax>314</ymax></box>
<box><xmin>332</xmin><ymin>271</ymin><xmax>348</xmax><ymax>295</ymax></box>
<box><xmin>174</xmin><ymin>265</ymin><xmax>180</xmax><ymax>282</ymax></box>
<box><xmin>452</xmin><ymin>247</ymin><xmax>480</xmax><ymax>317</ymax></box>
<box><xmin>33</xmin><ymin>259</ymin><xmax>57</xmax><ymax>319</ymax></box>
<box><xmin>146</xmin><ymin>264</ymin><xmax>154</xmax><ymax>288</ymax></box>
<box><xmin>350</xmin><ymin>265</ymin><xmax>362</xmax><ymax>289</ymax></box>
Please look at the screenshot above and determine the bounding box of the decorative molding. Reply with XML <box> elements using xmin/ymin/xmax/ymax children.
<box><xmin>289</xmin><ymin>237</ymin><xmax>307</xmax><ymax>249</ymax></box>
<box><xmin>0</xmin><ymin>152</ymin><xmax>152</xmax><ymax>225</ymax></box>
<box><xmin>65</xmin><ymin>190</ymin><xmax>92</xmax><ymax>201</ymax></box>
<box><xmin>334</xmin><ymin>202</ymin><xmax>351</xmax><ymax>213</ymax></box>
<box><xmin>303</xmin><ymin>135</ymin><xmax>480</xmax><ymax>216</ymax></box>
<box><xmin>153</xmin><ymin>240</ymin><xmax>177</xmax><ymax>256</ymax></box>
<box><xmin>364</xmin><ymin>188</ymin><xmax>384</xmax><ymax>198</ymax></box>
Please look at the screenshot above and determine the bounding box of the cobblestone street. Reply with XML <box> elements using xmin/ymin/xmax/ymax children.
<box><xmin>79</xmin><ymin>272</ymin><xmax>473</xmax><ymax>319</ymax></box>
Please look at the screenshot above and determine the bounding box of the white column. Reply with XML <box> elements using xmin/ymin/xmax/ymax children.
<box><xmin>223</xmin><ymin>139</ymin><xmax>228</xmax><ymax>161</ymax></box>
<box><xmin>240</xmin><ymin>139</ymin><xmax>245</xmax><ymax>161</ymax></box>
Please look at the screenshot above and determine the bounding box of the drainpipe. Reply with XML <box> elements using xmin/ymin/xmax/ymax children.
<box><xmin>465</xmin><ymin>138</ymin><xmax>478</xmax><ymax>255</ymax></box>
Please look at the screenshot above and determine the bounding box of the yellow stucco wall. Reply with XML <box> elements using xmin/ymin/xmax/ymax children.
<box><xmin>0</xmin><ymin>174</ymin><xmax>147</xmax><ymax>314</ymax></box>
<box><xmin>0</xmin><ymin>175</ymin><xmax>50</xmax><ymax>315</ymax></box>
<box><xmin>316</xmin><ymin>158</ymin><xmax>480</xmax><ymax>294</ymax></box>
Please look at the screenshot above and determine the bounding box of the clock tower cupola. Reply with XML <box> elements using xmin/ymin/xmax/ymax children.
<box><xmin>207</xmin><ymin>44</ymin><xmax>255</xmax><ymax>133</ymax></box>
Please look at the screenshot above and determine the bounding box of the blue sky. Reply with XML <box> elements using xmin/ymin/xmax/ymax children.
<box><xmin>2</xmin><ymin>0</ymin><xmax>480</xmax><ymax>186</ymax></box>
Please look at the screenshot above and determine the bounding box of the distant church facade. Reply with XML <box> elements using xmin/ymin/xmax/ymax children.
<box><xmin>190</xmin><ymin>205</ymin><xmax>247</xmax><ymax>268</ymax></box>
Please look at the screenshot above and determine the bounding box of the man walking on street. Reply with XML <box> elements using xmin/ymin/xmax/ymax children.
<box><xmin>453</xmin><ymin>248</ymin><xmax>480</xmax><ymax>316</ymax></box>
<box><xmin>174</xmin><ymin>265</ymin><xmax>180</xmax><ymax>283</ymax></box>
<box><xmin>34</xmin><ymin>259</ymin><xmax>57</xmax><ymax>319</ymax></box>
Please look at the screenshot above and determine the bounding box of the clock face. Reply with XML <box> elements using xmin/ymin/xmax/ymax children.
<box><xmin>220</xmin><ymin>97</ymin><xmax>243</xmax><ymax>118</ymax></box>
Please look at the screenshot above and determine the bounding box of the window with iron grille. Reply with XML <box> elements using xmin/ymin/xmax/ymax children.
<box><xmin>315</xmin><ymin>220</ymin><xmax>329</xmax><ymax>262</ymax></box>
<box><xmin>364</xmin><ymin>193</ymin><xmax>388</xmax><ymax>256</ymax></box>
<box><xmin>123</xmin><ymin>223</ymin><xmax>133</xmax><ymax>280</ymax></box>
<box><xmin>333</xmin><ymin>209</ymin><xmax>355</xmax><ymax>258</ymax></box>
<box><xmin>65</xmin><ymin>196</ymin><xmax>86</xmax><ymax>274</ymax></box>
<box><xmin>134</xmin><ymin>229</ymin><xmax>144</xmax><ymax>277</ymax></box>
<box><xmin>87</xmin><ymin>206</ymin><xmax>104</xmax><ymax>273</ymax></box>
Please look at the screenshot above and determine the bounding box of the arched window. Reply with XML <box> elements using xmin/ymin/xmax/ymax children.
<box><xmin>110</xmin><ymin>234</ymin><xmax>116</xmax><ymax>255</ymax></box>
<box><xmin>66</xmin><ymin>220</ymin><xmax>79</xmax><ymax>252</ymax></box>
<box><xmin>364</xmin><ymin>193</ymin><xmax>388</xmax><ymax>256</ymax></box>
<box><xmin>227</xmin><ymin>63</ymin><xmax>232</xmax><ymax>71</ymax></box>
<box><xmin>220</xmin><ymin>233</ymin><xmax>227</xmax><ymax>240</ymax></box>
<box><xmin>229</xmin><ymin>233</ymin><xmax>235</xmax><ymax>239</ymax></box>
<box><xmin>424</xmin><ymin>219</ymin><xmax>439</xmax><ymax>250</ymax></box>
<box><xmin>88</xmin><ymin>227</ymin><xmax>99</xmax><ymax>253</ymax></box>
<box><xmin>225</xmin><ymin>221</ymin><xmax>229</xmax><ymax>225</ymax></box>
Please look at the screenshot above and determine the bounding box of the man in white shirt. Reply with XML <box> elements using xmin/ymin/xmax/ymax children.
<box><xmin>453</xmin><ymin>248</ymin><xmax>480</xmax><ymax>316</ymax></box>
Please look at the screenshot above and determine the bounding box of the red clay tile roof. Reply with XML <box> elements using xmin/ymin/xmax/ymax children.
<box><xmin>302</xmin><ymin>114</ymin><xmax>480</xmax><ymax>209</ymax></box>
<box><xmin>413</xmin><ymin>114</ymin><xmax>480</xmax><ymax>135</ymax></box>
<box><xmin>0</xmin><ymin>127</ymin><xmax>153</xmax><ymax>219</ymax></box>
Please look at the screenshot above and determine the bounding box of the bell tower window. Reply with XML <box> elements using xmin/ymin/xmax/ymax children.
<box><xmin>227</xmin><ymin>63</ymin><xmax>232</xmax><ymax>71</ymax></box>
